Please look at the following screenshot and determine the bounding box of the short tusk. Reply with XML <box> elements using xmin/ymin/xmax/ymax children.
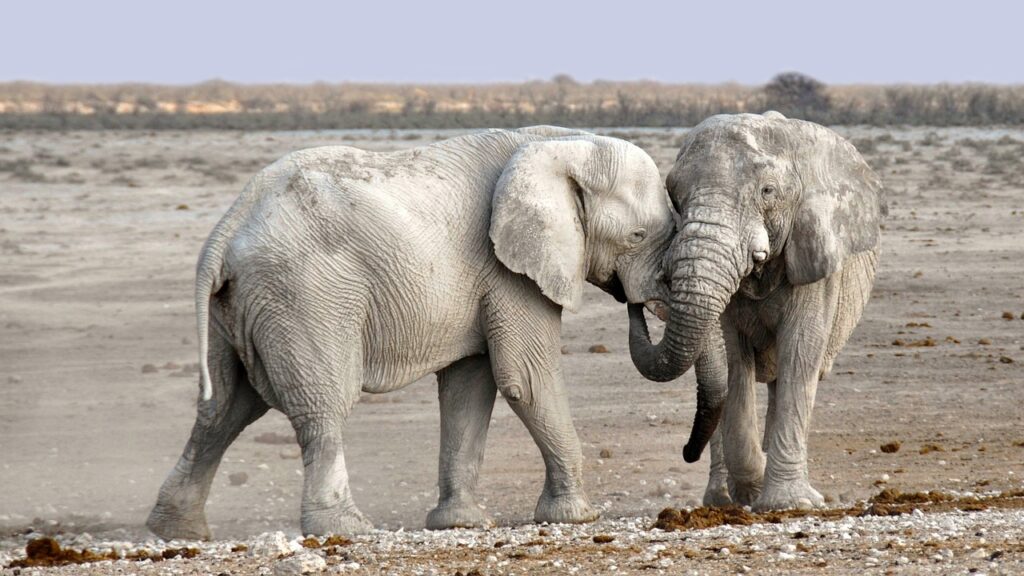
<box><xmin>644</xmin><ymin>300</ymin><xmax>670</xmax><ymax>322</ymax></box>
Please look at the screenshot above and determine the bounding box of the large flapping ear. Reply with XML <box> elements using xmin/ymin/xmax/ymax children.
<box><xmin>490</xmin><ymin>138</ymin><xmax>608</xmax><ymax>312</ymax></box>
<box><xmin>783</xmin><ymin>120</ymin><xmax>886</xmax><ymax>285</ymax></box>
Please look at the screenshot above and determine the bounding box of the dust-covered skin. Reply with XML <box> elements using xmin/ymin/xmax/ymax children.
<box><xmin>146</xmin><ymin>127</ymin><xmax>676</xmax><ymax>539</ymax></box>
<box><xmin>628</xmin><ymin>113</ymin><xmax>887</xmax><ymax>511</ymax></box>
<box><xmin>0</xmin><ymin>127</ymin><xmax>1023</xmax><ymax>573</ymax></box>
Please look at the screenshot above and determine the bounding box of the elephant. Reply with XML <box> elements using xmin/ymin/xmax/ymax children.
<box><xmin>628</xmin><ymin>112</ymin><xmax>885</xmax><ymax>511</ymax></box>
<box><xmin>146</xmin><ymin>126</ymin><xmax>677</xmax><ymax>540</ymax></box>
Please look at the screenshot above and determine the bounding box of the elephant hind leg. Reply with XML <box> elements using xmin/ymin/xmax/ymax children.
<box><xmin>257</xmin><ymin>322</ymin><xmax>371</xmax><ymax>537</ymax></box>
<box><xmin>427</xmin><ymin>354</ymin><xmax>497</xmax><ymax>530</ymax></box>
<box><xmin>147</xmin><ymin>330</ymin><xmax>268</xmax><ymax>541</ymax></box>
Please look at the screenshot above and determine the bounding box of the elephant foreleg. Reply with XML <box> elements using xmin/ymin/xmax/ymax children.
<box><xmin>754</xmin><ymin>295</ymin><xmax>829</xmax><ymax>511</ymax></box>
<box><xmin>485</xmin><ymin>292</ymin><xmax>597</xmax><ymax>525</ymax></box>
<box><xmin>426</xmin><ymin>354</ymin><xmax>497</xmax><ymax>529</ymax></box>
<box><xmin>702</xmin><ymin>427</ymin><xmax>732</xmax><ymax>506</ymax></box>
<box><xmin>721</xmin><ymin>330</ymin><xmax>765</xmax><ymax>506</ymax></box>
<box><xmin>147</xmin><ymin>330</ymin><xmax>268</xmax><ymax>540</ymax></box>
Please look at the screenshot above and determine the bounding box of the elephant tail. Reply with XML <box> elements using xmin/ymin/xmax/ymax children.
<box><xmin>194</xmin><ymin>177</ymin><xmax>262</xmax><ymax>407</ymax></box>
<box><xmin>195</xmin><ymin>226</ymin><xmax>229</xmax><ymax>405</ymax></box>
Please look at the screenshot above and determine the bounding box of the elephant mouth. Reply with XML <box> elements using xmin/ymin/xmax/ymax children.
<box><xmin>598</xmin><ymin>273</ymin><xmax>628</xmax><ymax>303</ymax></box>
<box><xmin>644</xmin><ymin>299</ymin><xmax>670</xmax><ymax>322</ymax></box>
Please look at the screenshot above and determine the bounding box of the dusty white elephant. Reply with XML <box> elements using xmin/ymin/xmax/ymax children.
<box><xmin>628</xmin><ymin>112</ymin><xmax>885</xmax><ymax>511</ymax></box>
<box><xmin>147</xmin><ymin>126</ymin><xmax>677</xmax><ymax>539</ymax></box>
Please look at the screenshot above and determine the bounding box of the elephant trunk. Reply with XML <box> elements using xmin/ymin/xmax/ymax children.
<box><xmin>628</xmin><ymin>223</ymin><xmax>745</xmax><ymax>461</ymax></box>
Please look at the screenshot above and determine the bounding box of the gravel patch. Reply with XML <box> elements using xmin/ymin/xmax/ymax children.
<box><xmin>3</xmin><ymin>504</ymin><xmax>1022</xmax><ymax>575</ymax></box>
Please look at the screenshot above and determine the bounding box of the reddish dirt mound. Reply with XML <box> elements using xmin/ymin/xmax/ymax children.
<box><xmin>8</xmin><ymin>537</ymin><xmax>199</xmax><ymax>568</ymax></box>
<box><xmin>653</xmin><ymin>506</ymin><xmax>756</xmax><ymax>531</ymax></box>
<box><xmin>653</xmin><ymin>489</ymin><xmax>1024</xmax><ymax>532</ymax></box>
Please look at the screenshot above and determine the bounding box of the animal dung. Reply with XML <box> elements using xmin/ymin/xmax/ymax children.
<box><xmin>588</xmin><ymin>344</ymin><xmax>610</xmax><ymax>353</ymax></box>
<box><xmin>592</xmin><ymin>534</ymin><xmax>615</xmax><ymax>544</ymax></box>
<box><xmin>879</xmin><ymin>441</ymin><xmax>902</xmax><ymax>453</ymax></box>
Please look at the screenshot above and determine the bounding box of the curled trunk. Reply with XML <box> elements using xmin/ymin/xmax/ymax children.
<box><xmin>628</xmin><ymin>232</ymin><xmax>743</xmax><ymax>462</ymax></box>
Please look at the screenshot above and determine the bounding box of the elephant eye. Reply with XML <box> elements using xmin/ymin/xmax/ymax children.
<box><xmin>629</xmin><ymin>228</ymin><xmax>647</xmax><ymax>244</ymax></box>
<box><xmin>761</xmin><ymin>184</ymin><xmax>776</xmax><ymax>197</ymax></box>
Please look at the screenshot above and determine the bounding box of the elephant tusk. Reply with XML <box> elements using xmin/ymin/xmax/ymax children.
<box><xmin>644</xmin><ymin>300</ymin><xmax>670</xmax><ymax>322</ymax></box>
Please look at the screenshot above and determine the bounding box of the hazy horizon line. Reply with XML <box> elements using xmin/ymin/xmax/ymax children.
<box><xmin>4</xmin><ymin>77</ymin><xmax>1024</xmax><ymax>88</ymax></box>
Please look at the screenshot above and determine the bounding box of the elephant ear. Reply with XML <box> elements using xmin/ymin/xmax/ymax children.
<box><xmin>490</xmin><ymin>139</ymin><xmax>598</xmax><ymax>312</ymax></box>
<box><xmin>784</xmin><ymin>122</ymin><xmax>886</xmax><ymax>285</ymax></box>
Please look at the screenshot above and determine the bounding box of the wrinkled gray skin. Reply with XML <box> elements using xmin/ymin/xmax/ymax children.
<box><xmin>629</xmin><ymin>112</ymin><xmax>884</xmax><ymax>511</ymax></box>
<box><xmin>147</xmin><ymin>126</ymin><xmax>676</xmax><ymax>540</ymax></box>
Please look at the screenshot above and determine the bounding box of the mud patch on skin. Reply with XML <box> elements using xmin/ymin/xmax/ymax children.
<box><xmin>8</xmin><ymin>537</ymin><xmax>200</xmax><ymax>568</ymax></box>
<box><xmin>652</xmin><ymin>489</ymin><xmax>1024</xmax><ymax>533</ymax></box>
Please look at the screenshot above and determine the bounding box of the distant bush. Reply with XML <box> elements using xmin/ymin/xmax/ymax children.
<box><xmin>764</xmin><ymin>72</ymin><xmax>831</xmax><ymax>117</ymax></box>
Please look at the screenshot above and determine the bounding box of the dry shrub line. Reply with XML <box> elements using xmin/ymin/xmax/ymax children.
<box><xmin>5</xmin><ymin>76</ymin><xmax>1024</xmax><ymax>129</ymax></box>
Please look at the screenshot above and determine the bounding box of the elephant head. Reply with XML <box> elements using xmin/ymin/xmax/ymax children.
<box><xmin>490</xmin><ymin>133</ymin><xmax>674</xmax><ymax>313</ymax></box>
<box><xmin>628</xmin><ymin>112</ymin><xmax>885</xmax><ymax>461</ymax></box>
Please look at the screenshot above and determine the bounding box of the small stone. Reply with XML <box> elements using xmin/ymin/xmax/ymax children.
<box><xmin>969</xmin><ymin>548</ymin><xmax>989</xmax><ymax>560</ymax></box>
<box><xmin>560</xmin><ymin>345</ymin><xmax>570</xmax><ymax>354</ymax></box>
<box><xmin>588</xmin><ymin>344</ymin><xmax>610</xmax><ymax>353</ymax></box>
<box><xmin>599</xmin><ymin>448</ymin><xmax>613</xmax><ymax>459</ymax></box>
<box><xmin>141</xmin><ymin>364</ymin><xmax>158</xmax><ymax>374</ymax></box>
<box><xmin>999</xmin><ymin>356</ymin><xmax>1014</xmax><ymax>364</ymax></box>
<box><xmin>979</xmin><ymin>338</ymin><xmax>992</xmax><ymax>345</ymax></box>
<box><xmin>779</xmin><ymin>551</ymin><xmax>796</xmax><ymax>560</ymax></box>
<box><xmin>248</xmin><ymin>531</ymin><xmax>292</xmax><ymax>558</ymax></box>
<box><xmin>592</xmin><ymin>534</ymin><xmax>614</xmax><ymax>544</ymax></box>
<box><xmin>176</xmin><ymin>204</ymin><xmax>190</xmax><ymax>211</ymax></box>
<box><xmin>229</xmin><ymin>472</ymin><xmax>249</xmax><ymax>486</ymax></box>
<box><xmin>1002</xmin><ymin>311</ymin><xmax>1015</xmax><ymax>320</ymax></box>
<box><xmin>273</xmin><ymin>551</ymin><xmax>326</xmax><ymax>575</ymax></box>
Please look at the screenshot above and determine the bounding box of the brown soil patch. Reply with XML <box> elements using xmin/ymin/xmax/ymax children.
<box><xmin>652</xmin><ymin>489</ymin><xmax>1024</xmax><ymax>533</ymax></box>
<box><xmin>653</xmin><ymin>506</ymin><xmax>756</xmax><ymax>531</ymax></box>
<box><xmin>8</xmin><ymin>537</ymin><xmax>199</xmax><ymax>568</ymax></box>
<box><xmin>880</xmin><ymin>441</ymin><xmax>902</xmax><ymax>453</ymax></box>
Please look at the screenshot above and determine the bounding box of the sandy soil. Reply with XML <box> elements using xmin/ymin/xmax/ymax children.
<box><xmin>1</xmin><ymin>126</ymin><xmax>1023</xmax><ymax>573</ymax></box>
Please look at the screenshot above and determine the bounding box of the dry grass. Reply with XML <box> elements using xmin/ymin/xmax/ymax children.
<box><xmin>2</xmin><ymin>80</ymin><xmax>1024</xmax><ymax>129</ymax></box>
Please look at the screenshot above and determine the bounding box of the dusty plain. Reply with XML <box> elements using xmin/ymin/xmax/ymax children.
<box><xmin>1</xmin><ymin>126</ymin><xmax>1023</xmax><ymax>574</ymax></box>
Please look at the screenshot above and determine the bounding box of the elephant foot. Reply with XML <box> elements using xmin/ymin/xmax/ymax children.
<box><xmin>702</xmin><ymin>479</ymin><xmax>733</xmax><ymax>507</ymax></box>
<box><xmin>535</xmin><ymin>491</ymin><xmax>599</xmax><ymax>525</ymax></box>
<box><xmin>301</xmin><ymin>505</ymin><xmax>374</xmax><ymax>537</ymax></box>
<box><xmin>146</xmin><ymin>504</ymin><xmax>211</xmax><ymax>541</ymax></box>
<box><xmin>727</xmin><ymin>475</ymin><xmax>764</xmax><ymax>507</ymax></box>
<box><xmin>426</xmin><ymin>499</ymin><xmax>493</xmax><ymax>530</ymax></box>
<box><xmin>752</xmin><ymin>479</ymin><xmax>825</xmax><ymax>512</ymax></box>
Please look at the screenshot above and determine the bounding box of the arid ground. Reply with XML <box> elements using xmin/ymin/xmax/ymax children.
<box><xmin>1</xmin><ymin>126</ymin><xmax>1022</xmax><ymax>574</ymax></box>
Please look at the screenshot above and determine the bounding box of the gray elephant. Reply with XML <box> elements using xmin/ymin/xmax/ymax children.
<box><xmin>147</xmin><ymin>126</ymin><xmax>676</xmax><ymax>539</ymax></box>
<box><xmin>628</xmin><ymin>112</ymin><xmax>884</xmax><ymax>511</ymax></box>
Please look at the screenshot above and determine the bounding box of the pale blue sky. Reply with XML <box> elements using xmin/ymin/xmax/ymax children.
<box><xmin>5</xmin><ymin>0</ymin><xmax>1021</xmax><ymax>84</ymax></box>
